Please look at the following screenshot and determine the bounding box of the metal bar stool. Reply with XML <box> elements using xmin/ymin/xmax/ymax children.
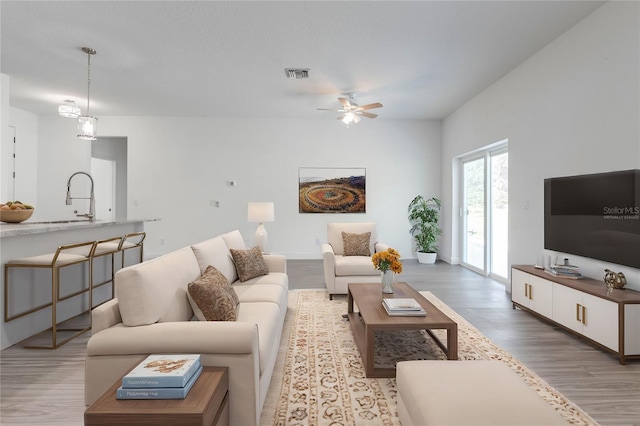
<box><xmin>118</xmin><ymin>232</ymin><xmax>146</xmax><ymax>268</ymax></box>
<box><xmin>4</xmin><ymin>240</ymin><xmax>96</xmax><ymax>349</ymax></box>
<box><xmin>83</xmin><ymin>236</ymin><xmax>123</xmax><ymax>304</ymax></box>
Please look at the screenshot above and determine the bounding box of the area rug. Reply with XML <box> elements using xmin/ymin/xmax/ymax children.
<box><xmin>259</xmin><ymin>289</ymin><xmax>598</xmax><ymax>426</ymax></box>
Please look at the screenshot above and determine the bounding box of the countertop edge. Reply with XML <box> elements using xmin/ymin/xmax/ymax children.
<box><xmin>0</xmin><ymin>218</ymin><xmax>161</xmax><ymax>238</ymax></box>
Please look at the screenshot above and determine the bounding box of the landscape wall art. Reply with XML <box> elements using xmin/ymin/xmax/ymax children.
<box><xmin>298</xmin><ymin>167</ymin><xmax>366</xmax><ymax>213</ymax></box>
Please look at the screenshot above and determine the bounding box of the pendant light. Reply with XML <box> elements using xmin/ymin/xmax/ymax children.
<box><xmin>58</xmin><ymin>99</ymin><xmax>81</xmax><ymax>118</ymax></box>
<box><xmin>77</xmin><ymin>47</ymin><xmax>98</xmax><ymax>140</ymax></box>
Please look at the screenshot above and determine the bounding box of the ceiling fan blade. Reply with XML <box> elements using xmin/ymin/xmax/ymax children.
<box><xmin>338</xmin><ymin>97</ymin><xmax>351</xmax><ymax>108</ymax></box>
<box><xmin>317</xmin><ymin>108</ymin><xmax>336</xmax><ymax>111</ymax></box>
<box><xmin>357</xmin><ymin>102</ymin><xmax>383</xmax><ymax>111</ymax></box>
<box><xmin>361</xmin><ymin>111</ymin><xmax>378</xmax><ymax>119</ymax></box>
<box><xmin>337</xmin><ymin>114</ymin><xmax>346</xmax><ymax>120</ymax></box>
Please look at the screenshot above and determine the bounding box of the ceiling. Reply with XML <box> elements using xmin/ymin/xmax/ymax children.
<box><xmin>1</xmin><ymin>1</ymin><xmax>605</xmax><ymax>120</ymax></box>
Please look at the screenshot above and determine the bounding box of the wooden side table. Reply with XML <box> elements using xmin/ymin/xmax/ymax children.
<box><xmin>85</xmin><ymin>366</ymin><xmax>229</xmax><ymax>426</ymax></box>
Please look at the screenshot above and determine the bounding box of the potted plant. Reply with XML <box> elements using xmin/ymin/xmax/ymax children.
<box><xmin>408</xmin><ymin>195</ymin><xmax>442</xmax><ymax>264</ymax></box>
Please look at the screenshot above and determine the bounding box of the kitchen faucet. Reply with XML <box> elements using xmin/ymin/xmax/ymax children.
<box><xmin>66</xmin><ymin>171</ymin><xmax>95</xmax><ymax>221</ymax></box>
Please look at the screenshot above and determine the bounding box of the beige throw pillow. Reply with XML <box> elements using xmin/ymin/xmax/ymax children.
<box><xmin>187</xmin><ymin>265</ymin><xmax>239</xmax><ymax>321</ymax></box>
<box><xmin>230</xmin><ymin>246</ymin><xmax>269</xmax><ymax>282</ymax></box>
<box><xmin>342</xmin><ymin>231</ymin><xmax>371</xmax><ymax>256</ymax></box>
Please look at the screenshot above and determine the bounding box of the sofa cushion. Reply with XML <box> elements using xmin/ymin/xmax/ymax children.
<box><xmin>233</xmin><ymin>282</ymin><xmax>287</xmax><ymax>307</ymax></box>
<box><xmin>342</xmin><ymin>231</ymin><xmax>371</xmax><ymax>256</ymax></box>
<box><xmin>328</xmin><ymin>222</ymin><xmax>377</xmax><ymax>255</ymax></box>
<box><xmin>230</xmin><ymin>246</ymin><xmax>269</xmax><ymax>282</ymax></box>
<box><xmin>221</xmin><ymin>229</ymin><xmax>246</xmax><ymax>250</ymax></box>
<box><xmin>115</xmin><ymin>246</ymin><xmax>201</xmax><ymax>326</ymax></box>
<box><xmin>335</xmin><ymin>254</ymin><xmax>379</xmax><ymax>276</ymax></box>
<box><xmin>396</xmin><ymin>360</ymin><xmax>567</xmax><ymax>425</ymax></box>
<box><xmin>191</xmin><ymin>236</ymin><xmax>238</xmax><ymax>283</ymax></box>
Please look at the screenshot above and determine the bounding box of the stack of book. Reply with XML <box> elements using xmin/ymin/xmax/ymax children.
<box><xmin>545</xmin><ymin>264</ymin><xmax>583</xmax><ymax>279</ymax></box>
<box><xmin>382</xmin><ymin>298</ymin><xmax>426</xmax><ymax>316</ymax></box>
<box><xmin>117</xmin><ymin>354</ymin><xmax>202</xmax><ymax>400</ymax></box>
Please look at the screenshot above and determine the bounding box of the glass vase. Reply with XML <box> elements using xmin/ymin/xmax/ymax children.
<box><xmin>382</xmin><ymin>270</ymin><xmax>394</xmax><ymax>293</ymax></box>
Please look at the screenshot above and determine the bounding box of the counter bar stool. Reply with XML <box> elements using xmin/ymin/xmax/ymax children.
<box><xmin>81</xmin><ymin>236</ymin><xmax>124</xmax><ymax>303</ymax></box>
<box><xmin>118</xmin><ymin>232</ymin><xmax>146</xmax><ymax>268</ymax></box>
<box><xmin>4</xmin><ymin>240</ymin><xmax>96</xmax><ymax>349</ymax></box>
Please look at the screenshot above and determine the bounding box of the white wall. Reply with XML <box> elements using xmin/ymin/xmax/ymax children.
<box><xmin>29</xmin><ymin>115</ymin><xmax>441</xmax><ymax>259</ymax></box>
<box><xmin>441</xmin><ymin>2</ymin><xmax>640</xmax><ymax>290</ymax></box>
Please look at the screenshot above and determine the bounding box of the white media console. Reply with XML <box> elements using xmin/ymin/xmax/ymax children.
<box><xmin>511</xmin><ymin>265</ymin><xmax>640</xmax><ymax>365</ymax></box>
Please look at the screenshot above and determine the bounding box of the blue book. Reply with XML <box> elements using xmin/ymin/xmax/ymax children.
<box><xmin>117</xmin><ymin>365</ymin><xmax>202</xmax><ymax>399</ymax></box>
<box><xmin>122</xmin><ymin>354</ymin><xmax>201</xmax><ymax>389</ymax></box>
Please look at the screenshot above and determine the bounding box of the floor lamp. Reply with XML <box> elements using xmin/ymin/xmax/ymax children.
<box><xmin>248</xmin><ymin>202</ymin><xmax>274</xmax><ymax>253</ymax></box>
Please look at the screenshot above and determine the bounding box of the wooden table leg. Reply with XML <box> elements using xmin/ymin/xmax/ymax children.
<box><xmin>365</xmin><ymin>324</ymin><xmax>375</xmax><ymax>377</ymax></box>
<box><xmin>447</xmin><ymin>324</ymin><xmax>458</xmax><ymax>360</ymax></box>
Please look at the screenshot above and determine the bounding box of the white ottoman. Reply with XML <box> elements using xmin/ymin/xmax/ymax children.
<box><xmin>396</xmin><ymin>360</ymin><xmax>568</xmax><ymax>425</ymax></box>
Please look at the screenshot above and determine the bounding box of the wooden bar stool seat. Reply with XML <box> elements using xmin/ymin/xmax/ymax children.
<box><xmin>4</xmin><ymin>240</ymin><xmax>96</xmax><ymax>349</ymax></box>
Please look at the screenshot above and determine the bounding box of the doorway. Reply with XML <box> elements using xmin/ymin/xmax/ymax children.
<box><xmin>460</xmin><ymin>144</ymin><xmax>508</xmax><ymax>281</ymax></box>
<box><xmin>91</xmin><ymin>158</ymin><xmax>115</xmax><ymax>221</ymax></box>
<box><xmin>91</xmin><ymin>137</ymin><xmax>127</xmax><ymax>220</ymax></box>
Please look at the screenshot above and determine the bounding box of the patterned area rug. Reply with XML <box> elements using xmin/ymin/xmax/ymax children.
<box><xmin>259</xmin><ymin>290</ymin><xmax>598</xmax><ymax>426</ymax></box>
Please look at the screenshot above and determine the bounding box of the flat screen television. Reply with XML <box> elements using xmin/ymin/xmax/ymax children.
<box><xmin>544</xmin><ymin>169</ymin><xmax>640</xmax><ymax>269</ymax></box>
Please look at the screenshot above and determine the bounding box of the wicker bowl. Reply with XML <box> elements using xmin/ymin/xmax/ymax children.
<box><xmin>0</xmin><ymin>208</ymin><xmax>34</xmax><ymax>223</ymax></box>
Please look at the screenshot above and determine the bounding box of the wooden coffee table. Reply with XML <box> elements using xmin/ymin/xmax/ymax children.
<box><xmin>84</xmin><ymin>366</ymin><xmax>229</xmax><ymax>426</ymax></box>
<box><xmin>347</xmin><ymin>282</ymin><xmax>458</xmax><ymax>378</ymax></box>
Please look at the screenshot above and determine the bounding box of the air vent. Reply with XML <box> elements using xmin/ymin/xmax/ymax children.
<box><xmin>285</xmin><ymin>68</ymin><xmax>310</xmax><ymax>79</ymax></box>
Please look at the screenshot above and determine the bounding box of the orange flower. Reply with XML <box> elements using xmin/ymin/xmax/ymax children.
<box><xmin>371</xmin><ymin>248</ymin><xmax>403</xmax><ymax>274</ymax></box>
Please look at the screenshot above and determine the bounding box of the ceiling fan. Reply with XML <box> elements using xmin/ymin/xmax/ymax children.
<box><xmin>317</xmin><ymin>95</ymin><xmax>383</xmax><ymax>125</ymax></box>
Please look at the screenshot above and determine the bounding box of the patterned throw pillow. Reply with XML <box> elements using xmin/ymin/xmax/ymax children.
<box><xmin>342</xmin><ymin>231</ymin><xmax>371</xmax><ymax>256</ymax></box>
<box><xmin>187</xmin><ymin>265</ymin><xmax>239</xmax><ymax>321</ymax></box>
<box><xmin>230</xmin><ymin>246</ymin><xmax>269</xmax><ymax>282</ymax></box>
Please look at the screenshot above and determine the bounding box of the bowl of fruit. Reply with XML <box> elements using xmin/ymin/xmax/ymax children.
<box><xmin>0</xmin><ymin>201</ymin><xmax>34</xmax><ymax>223</ymax></box>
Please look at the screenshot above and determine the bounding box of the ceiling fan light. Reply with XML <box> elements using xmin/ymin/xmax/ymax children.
<box><xmin>353</xmin><ymin>114</ymin><xmax>361</xmax><ymax>124</ymax></box>
<box><xmin>58</xmin><ymin>100</ymin><xmax>81</xmax><ymax>118</ymax></box>
<box><xmin>342</xmin><ymin>113</ymin><xmax>354</xmax><ymax>125</ymax></box>
<box><xmin>77</xmin><ymin>115</ymin><xmax>98</xmax><ymax>140</ymax></box>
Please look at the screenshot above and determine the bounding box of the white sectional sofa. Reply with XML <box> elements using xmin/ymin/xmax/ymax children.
<box><xmin>84</xmin><ymin>230</ymin><xmax>288</xmax><ymax>426</ymax></box>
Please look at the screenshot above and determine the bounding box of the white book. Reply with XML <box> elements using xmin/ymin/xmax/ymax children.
<box><xmin>383</xmin><ymin>298</ymin><xmax>423</xmax><ymax>311</ymax></box>
<box><xmin>122</xmin><ymin>354</ymin><xmax>201</xmax><ymax>388</ymax></box>
<box><xmin>383</xmin><ymin>303</ymin><xmax>426</xmax><ymax>317</ymax></box>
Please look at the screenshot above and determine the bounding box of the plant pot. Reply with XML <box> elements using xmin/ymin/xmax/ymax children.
<box><xmin>417</xmin><ymin>252</ymin><xmax>437</xmax><ymax>264</ymax></box>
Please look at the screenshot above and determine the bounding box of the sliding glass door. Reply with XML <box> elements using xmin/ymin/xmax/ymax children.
<box><xmin>461</xmin><ymin>147</ymin><xmax>508</xmax><ymax>280</ymax></box>
<box><xmin>463</xmin><ymin>158</ymin><xmax>486</xmax><ymax>271</ymax></box>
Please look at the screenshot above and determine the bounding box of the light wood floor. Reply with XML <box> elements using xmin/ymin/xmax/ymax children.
<box><xmin>1</xmin><ymin>260</ymin><xmax>638</xmax><ymax>425</ymax></box>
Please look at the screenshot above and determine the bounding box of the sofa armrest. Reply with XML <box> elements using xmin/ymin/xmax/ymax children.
<box><xmin>91</xmin><ymin>299</ymin><xmax>122</xmax><ymax>335</ymax></box>
<box><xmin>87</xmin><ymin>321</ymin><xmax>259</xmax><ymax>356</ymax></box>
<box><xmin>375</xmin><ymin>242</ymin><xmax>390</xmax><ymax>253</ymax></box>
<box><xmin>322</xmin><ymin>243</ymin><xmax>336</xmax><ymax>292</ymax></box>
<box><xmin>263</xmin><ymin>254</ymin><xmax>286</xmax><ymax>274</ymax></box>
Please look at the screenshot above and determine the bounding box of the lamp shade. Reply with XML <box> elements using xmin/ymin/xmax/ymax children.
<box><xmin>248</xmin><ymin>202</ymin><xmax>275</xmax><ymax>223</ymax></box>
<box><xmin>77</xmin><ymin>115</ymin><xmax>98</xmax><ymax>140</ymax></box>
<box><xmin>58</xmin><ymin>100</ymin><xmax>81</xmax><ymax>118</ymax></box>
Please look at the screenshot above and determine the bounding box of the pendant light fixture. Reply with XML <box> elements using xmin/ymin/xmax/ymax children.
<box><xmin>58</xmin><ymin>99</ymin><xmax>81</xmax><ymax>118</ymax></box>
<box><xmin>77</xmin><ymin>47</ymin><xmax>98</xmax><ymax>141</ymax></box>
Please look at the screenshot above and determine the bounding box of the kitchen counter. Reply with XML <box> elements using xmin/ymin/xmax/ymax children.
<box><xmin>0</xmin><ymin>218</ymin><xmax>160</xmax><ymax>238</ymax></box>
<box><xmin>1</xmin><ymin>218</ymin><xmax>159</xmax><ymax>350</ymax></box>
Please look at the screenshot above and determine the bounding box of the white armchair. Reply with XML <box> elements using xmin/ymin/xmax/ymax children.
<box><xmin>322</xmin><ymin>222</ymin><xmax>390</xmax><ymax>299</ymax></box>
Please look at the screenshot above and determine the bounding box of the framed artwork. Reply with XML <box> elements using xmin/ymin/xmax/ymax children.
<box><xmin>299</xmin><ymin>167</ymin><xmax>366</xmax><ymax>213</ymax></box>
